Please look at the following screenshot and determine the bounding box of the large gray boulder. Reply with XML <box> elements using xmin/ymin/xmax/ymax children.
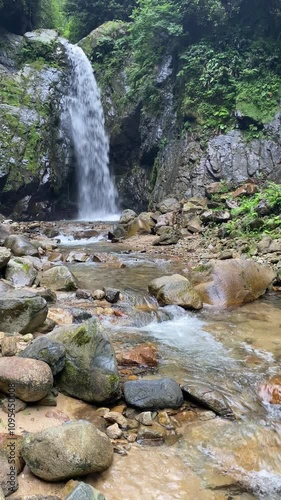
<box><xmin>19</xmin><ymin>337</ymin><xmax>66</xmax><ymax>375</ymax></box>
<box><xmin>0</xmin><ymin>357</ymin><xmax>53</xmax><ymax>402</ymax></box>
<box><xmin>0</xmin><ymin>290</ymin><xmax>48</xmax><ymax>333</ymax></box>
<box><xmin>4</xmin><ymin>235</ymin><xmax>38</xmax><ymax>257</ymax></box>
<box><xmin>5</xmin><ymin>257</ymin><xmax>37</xmax><ymax>287</ymax></box>
<box><xmin>0</xmin><ymin>453</ymin><xmax>18</xmax><ymax>497</ymax></box>
<box><xmin>123</xmin><ymin>378</ymin><xmax>183</xmax><ymax>409</ymax></box>
<box><xmin>48</xmin><ymin>319</ymin><xmax>120</xmax><ymax>403</ymax></box>
<box><xmin>148</xmin><ymin>274</ymin><xmax>202</xmax><ymax>310</ymax></box>
<box><xmin>21</xmin><ymin>420</ymin><xmax>113</xmax><ymax>481</ymax></box>
<box><xmin>40</xmin><ymin>265</ymin><xmax>78</xmax><ymax>291</ymax></box>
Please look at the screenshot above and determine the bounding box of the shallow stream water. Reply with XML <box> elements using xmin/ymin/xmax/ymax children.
<box><xmin>10</xmin><ymin>226</ymin><xmax>281</xmax><ymax>499</ymax></box>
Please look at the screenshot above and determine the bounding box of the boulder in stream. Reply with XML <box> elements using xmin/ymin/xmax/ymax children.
<box><xmin>48</xmin><ymin>319</ymin><xmax>120</xmax><ymax>403</ymax></box>
<box><xmin>0</xmin><ymin>248</ymin><xmax>11</xmax><ymax>269</ymax></box>
<box><xmin>194</xmin><ymin>259</ymin><xmax>276</xmax><ymax>307</ymax></box>
<box><xmin>148</xmin><ymin>274</ymin><xmax>202</xmax><ymax>310</ymax></box>
<box><xmin>0</xmin><ymin>290</ymin><xmax>48</xmax><ymax>333</ymax></box>
<box><xmin>182</xmin><ymin>385</ymin><xmax>235</xmax><ymax>419</ymax></box>
<box><xmin>40</xmin><ymin>265</ymin><xmax>78</xmax><ymax>291</ymax></box>
<box><xmin>123</xmin><ymin>378</ymin><xmax>183</xmax><ymax>409</ymax></box>
<box><xmin>21</xmin><ymin>420</ymin><xmax>113</xmax><ymax>481</ymax></box>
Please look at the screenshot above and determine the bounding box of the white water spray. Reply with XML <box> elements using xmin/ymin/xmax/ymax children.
<box><xmin>62</xmin><ymin>42</ymin><xmax>119</xmax><ymax>220</ymax></box>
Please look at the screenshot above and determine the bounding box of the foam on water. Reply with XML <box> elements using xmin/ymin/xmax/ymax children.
<box><xmin>56</xmin><ymin>233</ymin><xmax>104</xmax><ymax>246</ymax></box>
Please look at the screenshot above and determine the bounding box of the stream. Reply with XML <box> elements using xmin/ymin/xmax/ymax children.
<box><xmin>10</xmin><ymin>223</ymin><xmax>281</xmax><ymax>500</ymax></box>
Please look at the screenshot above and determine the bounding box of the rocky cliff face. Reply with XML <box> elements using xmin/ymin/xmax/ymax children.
<box><xmin>81</xmin><ymin>23</ymin><xmax>281</xmax><ymax>212</ymax></box>
<box><xmin>0</xmin><ymin>29</ymin><xmax>75</xmax><ymax>220</ymax></box>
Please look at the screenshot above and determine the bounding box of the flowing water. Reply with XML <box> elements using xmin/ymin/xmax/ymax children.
<box><xmin>10</xmin><ymin>229</ymin><xmax>281</xmax><ymax>499</ymax></box>
<box><xmin>61</xmin><ymin>43</ymin><xmax>119</xmax><ymax>220</ymax></box>
<box><xmin>55</xmin><ymin>231</ymin><xmax>281</xmax><ymax>499</ymax></box>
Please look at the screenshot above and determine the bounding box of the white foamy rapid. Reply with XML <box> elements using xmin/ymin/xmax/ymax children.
<box><xmin>62</xmin><ymin>42</ymin><xmax>119</xmax><ymax>221</ymax></box>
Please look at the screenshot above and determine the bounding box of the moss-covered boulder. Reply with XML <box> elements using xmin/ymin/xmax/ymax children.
<box><xmin>5</xmin><ymin>257</ymin><xmax>37</xmax><ymax>287</ymax></box>
<box><xmin>48</xmin><ymin>319</ymin><xmax>120</xmax><ymax>403</ymax></box>
<box><xmin>0</xmin><ymin>30</ymin><xmax>73</xmax><ymax>220</ymax></box>
<box><xmin>0</xmin><ymin>289</ymin><xmax>48</xmax><ymax>333</ymax></box>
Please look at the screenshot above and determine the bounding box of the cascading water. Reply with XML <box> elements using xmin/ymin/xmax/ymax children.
<box><xmin>62</xmin><ymin>42</ymin><xmax>119</xmax><ymax>220</ymax></box>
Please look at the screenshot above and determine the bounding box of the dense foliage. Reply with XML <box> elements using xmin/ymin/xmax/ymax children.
<box><xmin>63</xmin><ymin>0</ymin><xmax>136</xmax><ymax>41</ymax></box>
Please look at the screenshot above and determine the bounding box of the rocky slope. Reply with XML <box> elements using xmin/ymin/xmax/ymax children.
<box><xmin>0</xmin><ymin>29</ymin><xmax>75</xmax><ymax>220</ymax></box>
<box><xmin>80</xmin><ymin>23</ymin><xmax>281</xmax><ymax>212</ymax></box>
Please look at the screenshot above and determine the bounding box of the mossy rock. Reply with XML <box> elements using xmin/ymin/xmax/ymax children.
<box><xmin>48</xmin><ymin>319</ymin><xmax>120</xmax><ymax>403</ymax></box>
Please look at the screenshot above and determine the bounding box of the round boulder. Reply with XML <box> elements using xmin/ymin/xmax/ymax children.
<box><xmin>0</xmin><ymin>357</ymin><xmax>53</xmax><ymax>402</ymax></box>
<box><xmin>148</xmin><ymin>274</ymin><xmax>202</xmax><ymax>310</ymax></box>
<box><xmin>21</xmin><ymin>420</ymin><xmax>113</xmax><ymax>481</ymax></box>
<box><xmin>40</xmin><ymin>265</ymin><xmax>78</xmax><ymax>291</ymax></box>
<box><xmin>4</xmin><ymin>235</ymin><xmax>38</xmax><ymax>257</ymax></box>
<box><xmin>5</xmin><ymin>257</ymin><xmax>37</xmax><ymax>287</ymax></box>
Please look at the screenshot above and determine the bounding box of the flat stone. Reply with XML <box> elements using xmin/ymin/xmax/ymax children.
<box><xmin>123</xmin><ymin>378</ymin><xmax>183</xmax><ymax>410</ymax></box>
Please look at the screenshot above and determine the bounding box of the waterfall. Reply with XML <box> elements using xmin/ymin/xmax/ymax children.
<box><xmin>62</xmin><ymin>42</ymin><xmax>119</xmax><ymax>220</ymax></box>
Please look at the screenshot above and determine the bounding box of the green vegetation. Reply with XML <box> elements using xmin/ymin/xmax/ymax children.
<box><xmin>214</xmin><ymin>182</ymin><xmax>281</xmax><ymax>239</ymax></box>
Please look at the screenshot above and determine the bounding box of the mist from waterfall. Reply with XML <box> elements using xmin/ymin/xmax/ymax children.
<box><xmin>62</xmin><ymin>42</ymin><xmax>119</xmax><ymax>221</ymax></box>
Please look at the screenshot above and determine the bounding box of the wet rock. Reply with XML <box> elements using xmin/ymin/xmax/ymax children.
<box><xmin>103</xmin><ymin>287</ymin><xmax>120</xmax><ymax>303</ymax></box>
<box><xmin>194</xmin><ymin>259</ymin><xmax>276</xmax><ymax>307</ymax></box>
<box><xmin>48</xmin><ymin>252</ymin><xmax>64</xmax><ymax>262</ymax></box>
<box><xmin>159</xmin><ymin>197</ymin><xmax>180</xmax><ymax>214</ymax></box>
<box><xmin>1</xmin><ymin>397</ymin><xmax>26</xmax><ymax>414</ymax></box>
<box><xmin>21</xmin><ymin>420</ymin><xmax>113</xmax><ymax>481</ymax></box>
<box><xmin>148</xmin><ymin>274</ymin><xmax>202</xmax><ymax>310</ymax></box>
<box><xmin>76</xmin><ymin>289</ymin><xmax>92</xmax><ymax>300</ymax></box>
<box><xmin>40</xmin><ymin>265</ymin><xmax>78</xmax><ymax>291</ymax></box>
<box><xmin>73</xmin><ymin>229</ymin><xmax>99</xmax><ymax>239</ymax></box>
<box><xmin>66</xmin><ymin>252</ymin><xmax>89</xmax><ymax>263</ymax></box>
<box><xmin>123</xmin><ymin>378</ymin><xmax>183</xmax><ymax>410</ymax></box>
<box><xmin>0</xmin><ymin>248</ymin><xmax>11</xmax><ymax>269</ymax></box>
<box><xmin>48</xmin><ymin>308</ymin><xmax>74</xmax><ymax>325</ymax></box>
<box><xmin>117</xmin><ymin>344</ymin><xmax>158</xmax><ymax>367</ymax></box>
<box><xmin>119</xmin><ymin>209</ymin><xmax>137</xmax><ymax>225</ymax></box>
<box><xmin>137</xmin><ymin>423</ymin><xmax>167</xmax><ymax>444</ymax></box>
<box><xmin>65</xmin><ymin>481</ymin><xmax>105</xmax><ymax>500</ymax></box>
<box><xmin>106</xmin><ymin>423</ymin><xmax>122</xmax><ymax>439</ymax></box>
<box><xmin>1</xmin><ymin>336</ymin><xmax>17</xmax><ymax>356</ymax></box>
<box><xmin>34</xmin><ymin>288</ymin><xmax>57</xmax><ymax>303</ymax></box>
<box><xmin>0</xmin><ymin>357</ymin><xmax>53</xmax><ymax>402</ymax></box>
<box><xmin>5</xmin><ymin>257</ymin><xmax>37</xmax><ymax>287</ymax></box>
<box><xmin>182</xmin><ymin>385</ymin><xmax>235</xmax><ymax>419</ymax></box>
<box><xmin>259</xmin><ymin>375</ymin><xmax>281</xmax><ymax>404</ymax></box>
<box><xmin>48</xmin><ymin>319</ymin><xmax>120</xmax><ymax>403</ymax></box>
<box><xmin>0</xmin><ymin>290</ymin><xmax>48</xmax><ymax>333</ymax></box>
<box><xmin>4</xmin><ymin>235</ymin><xmax>38</xmax><ymax>257</ymax></box>
<box><xmin>19</xmin><ymin>337</ymin><xmax>66</xmax><ymax>376</ymax></box>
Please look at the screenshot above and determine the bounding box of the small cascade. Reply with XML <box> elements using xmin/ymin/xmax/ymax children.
<box><xmin>62</xmin><ymin>42</ymin><xmax>119</xmax><ymax>220</ymax></box>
